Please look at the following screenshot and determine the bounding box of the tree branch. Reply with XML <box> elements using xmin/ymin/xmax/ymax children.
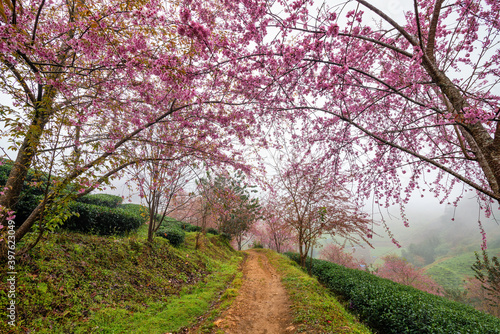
<box><xmin>1</xmin><ymin>58</ymin><xmax>37</xmax><ymax>105</ymax></box>
<box><xmin>284</xmin><ymin>106</ymin><xmax>500</xmax><ymax>201</ymax></box>
<box><xmin>426</xmin><ymin>0</ymin><xmax>444</xmax><ymax>62</ymax></box>
<box><xmin>32</xmin><ymin>0</ymin><xmax>46</xmax><ymax>42</ymax></box>
<box><xmin>356</xmin><ymin>0</ymin><xmax>419</xmax><ymax>46</ymax></box>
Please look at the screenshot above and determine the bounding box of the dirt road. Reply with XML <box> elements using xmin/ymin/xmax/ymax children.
<box><xmin>213</xmin><ymin>250</ymin><xmax>295</xmax><ymax>334</ymax></box>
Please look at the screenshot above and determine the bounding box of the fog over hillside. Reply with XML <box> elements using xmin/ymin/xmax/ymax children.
<box><xmin>324</xmin><ymin>194</ymin><xmax>500</xmax><ymax>265</ymax></box>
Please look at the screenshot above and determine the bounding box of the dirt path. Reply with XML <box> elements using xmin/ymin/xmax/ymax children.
<box><xmin>213</xmin><ymin>250</ymin><xmax>295</xmax><ymax>334</ymax></box>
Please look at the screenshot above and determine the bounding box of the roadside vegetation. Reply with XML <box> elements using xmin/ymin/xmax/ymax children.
<box><xmin>260</xmin><ymin>249</ymin><xmax>372</xmax><ymax>334</ymax></box>
<box><xmin>0</xmin><ymin>224</ymin><xmax>243</xmax><ymax>334</ymax></box>
<box><xmin>286</xmin><ymin>253</ymin><xmax>500</xmax><ymax>333</ymax></box>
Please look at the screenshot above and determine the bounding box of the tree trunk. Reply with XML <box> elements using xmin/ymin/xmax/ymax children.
<box><xmin>308</xmin><ymin>245</ymin><xmax>314</xmax><ymax>275</ymax></box>
<box><xmin>421</xmin><ymin>54</ymin><xmax>500</xmax><ymax>200</ymax></box>
<box><xmin>0</xmin><ymin>113</ymin><xmax>51</xmax><ymax>213</ymax></box>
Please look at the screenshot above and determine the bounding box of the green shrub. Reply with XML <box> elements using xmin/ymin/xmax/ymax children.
<box><xmin>77</xmin><ymin>194</ymin><xmax>123</xmax><ymax>208</ymax></box>
<box><xmin>159</xmin><ymin>217</ymin><xmax>182</xmax><ymax>228</ymax></box>
<box><xmin>183</xmin><ymin>224</ymin><xmax>202</xmax><ymax>232</ymax></box>
<box><xmin>156</xmin><ymin>226</ymin><xmax>185</xmax><ymax>247</ymax></box>
<box><xmin>13</xmin><ymin>194</ymin><xmax>43</xmax><ymax>227</ymax></box>
<box><xmin>285</xmin><ymin>253</ymin><xmax>500</xmax><ymax>334</ymax></box>
<box><xmin>206</xmin><ymin>227</ymin><xmax>219</xmax><ymax>235</ymax></box>
<box><xmin>252</xmin><ymin>241</ymin><xmax>264</xmax><ymax>249</ymax></box>
<box><xmin>220</xmin><ymin>232</ymin><xmax>231</xmax><ymax>241</ymax></box>
<box><xmin>118</xmin><ymin>203</ymin><xmax>148</xmax><ymax>217</ymax></box>
<box><xmin>159</xmin><ymin>217</ymin><xmax>202</xmax><ymax>233</ymax></box>
<box><xmin>63</xmin><ymin>202</ymin><xmax>143</xmax><ymax>235</ymax></box>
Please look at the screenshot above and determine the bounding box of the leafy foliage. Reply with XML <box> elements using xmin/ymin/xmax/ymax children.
<box><xmin>160</xmin><ymin>216</ymin><xmax>203</xmax><ymax>233</ymax></box>
<box><xmin>471</xmin><ymin>250</ymin><xmax>500</xmax><ymax>313</ymax></box>
<box><xmin>0</xmin><ymin>160</ymin><xmax>46</xmax><ymax>226</ymax></box>
<box><xmin>156</xmin><ymin>226</ymin><xmax>186</xmax><ymax>247</ymax></box>
<box><xmin>63</xmin><ymin>202</ymin><xmax>144</xmax><ymax>235</ymax></box>
<box><xmin>197</xmin><ymin>171</ymin><xmax>260</xmax><ymax>250</ymax></box>
<box><xmin>77</xmin><ymin>194</ymin><xmax>123</xmax><ymax>208</ymax></box>
<box><xmin>206</xmin><ymin>227</ymin><xmax>219</xmax><ymax>235</ymax></box>
<box><xmin>286</xmin><ymin>253</ymin><xmax>500</xmax><ymax>334</ymax></box>
<box><xmin>119</xmin><ymin>203</ymin><xmax>149</xmax><ymax>217</ymax></box>
<box><xmin>252</xmin><ymin>241</ymin><xmax>264</xmax><ymax>249</ymax></box>
<box><xmin>183</xmin><ymin>224</ymin><xmax>202</xmax><ymax>232</ymax></box>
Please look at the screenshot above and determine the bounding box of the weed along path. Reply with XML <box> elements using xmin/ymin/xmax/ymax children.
<box><xmin>213</xmin><ymin>249</ymin><xmax>295</xmax><ymax>334</ymax></box>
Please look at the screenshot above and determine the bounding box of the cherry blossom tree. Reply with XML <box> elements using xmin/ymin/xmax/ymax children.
<box><xmin>320</xmin><ymin>243</ymin><xmax>366</xmax><ymax>270</ymax></box>
<box><xmin>376</xmin><ymin>254</ymin><xmax>443</xmax><ymax>295</ymax></box>
<box><xmin>130</xmin><ymin>155</ymin><xmax>194</xmax><ymax>244</ymax></box>
<box><xmin>197</xmin><ymin>171</ymin><xmax>261</xmax><ymax>249</ymax></box>
<box><xmin>0</xmin><ymin>0</ymin><xmax>264</xmax><ymax>255</ymax></box>
<box><xmin>4</xmin><ymin>0</ymin><xmax>499</xmax><ymax>258</ymax></box>
<box><xmin>223</xmin><ymin>0</ymin><xmax>500</xmax><ymax>246</ymax></box>
<box><xmin>168</xmin><ymin>194</ymin><xmax>217</xmax><ymax>230</ymax></box>
<box><xmin>252</xmin><ymin>198</ymin><xmax>296</xmax><ymax>253</ymax></box>
<box><xmin>270</xmin><ymin>150</ymin><xmax>372</xmax><ymax>267</ymax></box>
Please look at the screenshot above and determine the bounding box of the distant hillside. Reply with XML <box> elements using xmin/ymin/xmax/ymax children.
<box><xmin>425</xmin><ymin>247</ymin><xmax>500</xmax><ymax>291</ymax></box>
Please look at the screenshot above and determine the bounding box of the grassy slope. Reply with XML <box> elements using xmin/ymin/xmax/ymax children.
<box><xmin>424</xmin><ymin>247</ymin><xmax>500</xmax><ymax>291</ymax></box>
<box><xmin>261</xmin><ymin>249</ymin><xmax>372</xmax><ymax>334</ymax></box>
<box><xmin>10</xmin><ymin>220</ymin><xmax>493</xmax><ymax>334</ymax></box>
<box><xmin>0</xmin><ymin>225</ymin><xmax>243</xmax><ymax>334</ymax></box>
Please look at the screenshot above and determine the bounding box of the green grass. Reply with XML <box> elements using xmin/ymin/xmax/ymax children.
<box><xmin>0</xmin><ymin>227</ymin><xmax>242</xmax><ymax>334</ymax></box>
<box><xmin>195</xmin><ymin>262</ymin><xmax>245</xmax><ymax>333</ymax></box>
<box><xmin>260</xmin><ymin>249</ymin><xmax>372</xmax><ymax>334</ymax></box>
<box><xmin>424</xmin><ymin>248</ymin><xmax>500</xmax><ymax>291</ymax></box>
<box><xmin>85</xmin><ymin>260</ymin><xmax>241</xmax><ymax>333</ymax></box>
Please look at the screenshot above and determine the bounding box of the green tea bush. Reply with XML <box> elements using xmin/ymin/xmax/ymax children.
<box><xmin>159</xmin><ymin>217</ymin><xmax>202</xmax><ymax>232</ymax></box>
<box><xmin>285</xmin><ymin>253</ymin><xmax>500</xmax><ymax>334</ymax></box>
<box><xmin>206</xmin><ymin>227</ymin><xmax>219</xmax><ymax>235</ymax></box>
<box><xmin>156</xmin><ymin>226</ymin><xmax>185</xmax><ymax>247</ymax></box>
<box><xmin>118</xmin><ymin>203</ymin><xmax>148</xmax><ymax>216</ymax></box>
<box><xmin>183</xmin><ymin>224</ymin><xmax>202</xmax><ymax>232</ymax></box>
<box><xmin>63</xmin><ymin>202</ymin><xmax>143</xmax><ymax>235</ymax></box>
<box><xmin>159</xmin><ymin>216</ymin><xmax>183</xmax><ymax>228</ymax></box>
<box><xmin>252</xmin><ymin>241</ymin><xmax>264</xmax><ymax>249</ymax></box>
<box><xmin>77</xmin><ymin>194</ymin><xmax>123</xmax><ymax>208</ymax></box>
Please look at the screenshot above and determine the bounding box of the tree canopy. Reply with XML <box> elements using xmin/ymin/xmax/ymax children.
<box><xmin>1</xmin><ymin>0</ymin><xmax>499</xmax><ymax>256</ymax></box>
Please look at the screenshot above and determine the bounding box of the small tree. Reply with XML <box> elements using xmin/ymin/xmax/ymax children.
<box><xmin>320</xmin><ymin>244</ymin><xmax>366</xmax><ymax>270</ymax></box>
<box><xmin>201</xmin><ymin>171</ymin><xmax>261</xmax><ymax>249</ymax></box>
<box><xmin>131</xmin><ymin>155</ymin><xmax>193</xmax><ymax>243</ymax></box>
<box><xmin>471</xmin><ymin>250</ymin><xmax>500</xmax><ymax>313</ymax></box>
<box><xmin>271</xmin><ymin>152</ymin><xmax>372</xmax><ymax>267</ymax></box>
<box><xmin>376</xmin><ymin>254</ymin><xmax>443</xmax><ymax>296</ymax></box>
<box><xmin>252</xmin><ymin>200</ymin><xmax>295</xmax><ymax>253</ymax></box>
